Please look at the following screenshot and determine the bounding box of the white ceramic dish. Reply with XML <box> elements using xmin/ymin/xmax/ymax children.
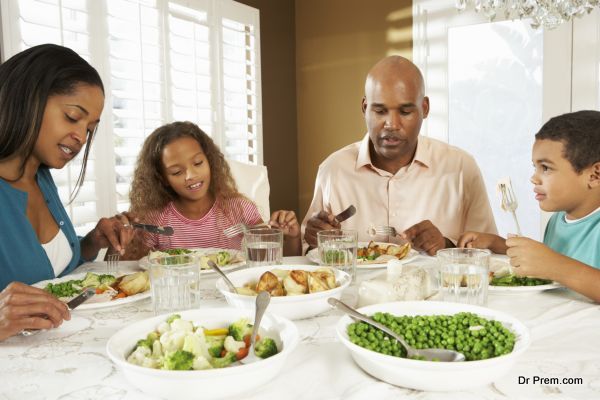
<box><xmin>488</xmin><ymin>255</ymin><xmax>562</xmax><ymax>293</ymax></box>
<box><xmin>33</xmin><ymin>272</ymin><xmax>150</xmax><ymax>310</ymax></box>
<box><xmin>216</xmin><ymin>264</ymin><xmax>351</xmax><ymax>320</ymax></box>
<box><xmin>335</xmin><ymin>301</ymin><xmax>530</xmax><ymax>391</ymax></box>
<box><xmin>106</xmin><ymin>308</ymin><xmax>298</xmax><ymax>400</ymax></box>
<box><xmin>307</xmin><ymin>242</ymin><xmax>419</xmax><ymax>269</ymax></box>
<box><xmin>138</xmin><ymin>248</ymin><xmax>245</xmax><ymax>273</ymax></box>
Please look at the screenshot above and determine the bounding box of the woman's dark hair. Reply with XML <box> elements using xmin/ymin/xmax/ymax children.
<box><xmin>0</xmin><ymin>43</ymin><xmax>104</xmax><ymax>198</ymax></box>
<box><xmin>536</xmin><ymin>110</ymin><xmax>600</xmax><ymax>172</ymax></box>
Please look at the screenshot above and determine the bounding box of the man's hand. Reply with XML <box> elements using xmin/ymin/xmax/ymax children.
<box><xmin>401</xmin><ymin>220</ymin><xmax>448</xmax><ymax>256</ymax></box>
<box><xmin>304</xmin><ymin>211</ymin><xmax>340</xmax><ymax>248</ymax></box>
<box><xmin>0</xmin><ymin>282</ymin><xmax>71</xmax><ymax>341</ymax></box>
<box><xmin>458</xmin><ymin>232</ymin><xmax>507</xmax><ymax>254</ymax></box>
<box><xmin>506</xmin><ymin>236</ymin><xmax>561</xmax><ymax>280</ymax></box>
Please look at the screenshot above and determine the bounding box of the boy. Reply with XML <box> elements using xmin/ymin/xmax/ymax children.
<box><xmin>459</xmin><ymin>110</ymin><xmax>600</xmax><ymax>302</ymax></box>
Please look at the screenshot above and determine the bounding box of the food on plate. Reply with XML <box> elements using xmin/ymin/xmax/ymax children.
<box><xmin>348</xmin><ymin>312</ymin><xmax>516</xmax><ymax>361</ymax></box>
<box><xmin>489</xmin><ymin>260</ymin><xmax>552</xmax><ymax>286</ymax></box>
<box><xmin>127</xmin><ymin>314</ymin><xmax>279</xmax><ymax>370</ymax></box>
<box><xmin>148</xmin><ymin>249</ymin><xmax>241</xmax><ymax>269</ymax></box>
<box><xmin>357</xmin><ymin>241</ymin><xmax>412</xmax><ymax>263</ymax></box>
<box><xmin>44</xmin><ymin>271</ymin><xmax>150</xmax><ymax>301</ymax></box>
<box><xmin>236</xmin><ymin>268</ymin><xmax>338</xmax><ymax>296</ymax></box>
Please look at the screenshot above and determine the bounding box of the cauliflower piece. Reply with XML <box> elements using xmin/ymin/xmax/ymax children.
<box><xmin>152</xmin><ymin>340</ymin><xmax>163</xmax><ymax>358</ymax></box>
<box><xmin>192</xmin><ymin>355</ymin><xmax>213</xmax><ymax>370</ymax></box>
<box><xmin>182</xmin><ymin>334</ymin><xmax>204</xmax><ymax>357</ymax></box>
<box><xmin>160</xmin><ymin>330</ymin><xmax>186</xmax><ymax>353</ymax></box>
<box><xmin>157</xmin><ymin>321</ymin><xmax>171</xmax><ymax>335</ymax></box>
<box><xmin>127</xmin><ymin>346</ymin><xmax>153</xmax><ymax>366</ymax></box>
<box><xmin>224</xmin><ymin>335</ymin><xmax>246</xmax><ymax>354</ymax></box>
<box><xmin>171</xmin><ymin>318</ymin><xmax>193</xmax><ymax>333</ymax></box>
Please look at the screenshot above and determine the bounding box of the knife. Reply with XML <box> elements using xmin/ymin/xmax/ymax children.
<box><xmin>132</xmin><ymin>223</ymin><xmax>174</xmax><ymax>236</ymax></box>
<box><xmin>21</xmin><ymin>287</ymin><xmax>96</xmax><ymax>336</ymax></box>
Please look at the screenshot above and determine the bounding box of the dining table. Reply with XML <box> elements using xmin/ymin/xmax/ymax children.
<box><xmin>1</xmin><ymin>255</ymin><xmax>599</xmax><ymax>400</ymax></box>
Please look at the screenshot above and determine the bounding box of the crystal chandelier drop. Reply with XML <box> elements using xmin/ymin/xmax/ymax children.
<box><xmin>455</xmin><ymin>0</ymin><xmax>600</xmax><ymax>29</ymax></box>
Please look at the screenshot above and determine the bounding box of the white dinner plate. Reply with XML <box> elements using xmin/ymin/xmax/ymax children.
<box><xmin>307</xmin><ymin>242</ymin><xmax>419</xmax><ymax>269</ymax></box>
<box><xmin>488</xmin><ymin>255</ymin><xmax>562</xmax><ymax>293</ymax></box>
<box><xmin>138</xmin><ymin>248</ymin><xmax>245</xmax><ymax>273</ymax></box>
<box><xmin>33</xmin><ymin>272</ymin><xmax>150</xmax><ymax>310</ymax></box>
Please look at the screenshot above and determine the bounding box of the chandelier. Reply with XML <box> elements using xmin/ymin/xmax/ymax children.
<box><xmin>455</xmin><ymin>0</ymin><xmax>600</xmax><ymax>29</ymax></box>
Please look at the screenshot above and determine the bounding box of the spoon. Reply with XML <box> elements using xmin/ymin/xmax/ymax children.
<box><xmin>328</xmin><ymin>298</ymin><xmax>466</xmax><ymax>362</ymax></box>
<box><xmin>207</xmin><ymin>260</ymin><xmax>238</xmax><ymax>294</ymax></box>
<box><xmin>240</xmin><ymin>290</ymin><xmax>271</xmax><ymax>364</ymax></box>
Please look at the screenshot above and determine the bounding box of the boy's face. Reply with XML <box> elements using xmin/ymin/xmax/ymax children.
<box><xmin>530</xmin><ymin>139</ymin><xmax>591</xmax><ymax>217</ymax></box>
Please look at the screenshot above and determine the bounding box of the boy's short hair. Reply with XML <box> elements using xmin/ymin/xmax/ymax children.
<box><xmin>535</xmin><ymin>110</ymin><xmax>600</xmax><ymax>172</ymax></box>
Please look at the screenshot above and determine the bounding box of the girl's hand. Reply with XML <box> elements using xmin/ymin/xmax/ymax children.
<box><xmin>269</xmin><ymin>210</ymin><xmax>300</xmax><ymax>238</ymax></box>
<box><xmin>0</xmin><ymin>282</ymin><xmax>70</xmax><ymax>341</ymax></box>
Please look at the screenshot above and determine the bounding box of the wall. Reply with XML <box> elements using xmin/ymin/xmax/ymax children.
<box><xmin>236</xmin><ymin>0</ymin><xmax>299</xmax><ymax>216</ymax></box>
<box><xmin>295</xmin><ymin>0</ymin><xmax>413</xmax><ymax>219</ymax></box>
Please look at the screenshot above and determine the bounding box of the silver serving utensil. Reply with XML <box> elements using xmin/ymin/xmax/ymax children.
<box><xmin>208</xmin><ymin>260</ymin><xmax>238</xmax><ymax>293</ymax></box>
<box><xmin>328</xmin><ymin>298</ymin><xmax>466</xmax><ymax>362</ymax></box>
<box><xmin>132</xmin><ymin>223</ymin><xmax>174</xmax><ymax>236</ymax></box>
<box><xmin>334</xmin><ymin>205</ymin><xmax>356</xmax><ymax>224</ymax></box>
<box><xmin>21</xmin><ymin>287</ymin><xmax>96</xmax><ymax>337</ymax></box>
<box><xmin>240</xmin><ymin>291</ymin><xmax>271</xmax><ymax>364</ymax></box>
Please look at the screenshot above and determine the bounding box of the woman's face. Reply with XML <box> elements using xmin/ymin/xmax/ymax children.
<box><xmin>161</xmin><ymin>136</ymin><xmax>212</xmax><ymax>202</ymax></box>
<box><xmin>33</xmin><ymin>83</ymin><xmax>104</xmax><ymax>169</ymax></box>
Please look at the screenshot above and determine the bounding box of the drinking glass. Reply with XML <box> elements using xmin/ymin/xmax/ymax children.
<box><xmin>243</xmin><ymin>228</ymin><xmax>283</xmax><ymax>267</ymax></box>
<box><xmin>149</xmin><ymin>254</ymin><xmax>200</xmax><ymax>315</ymax></box>
<box><xmin>437</xmin><ymin>248</ymin><xmax>491</xmax><ymax>306</ymax></box>
<box><xmin>317</xmin><ymin>229</ymin><xmax>358</xmax><ymax>281</ymax></box>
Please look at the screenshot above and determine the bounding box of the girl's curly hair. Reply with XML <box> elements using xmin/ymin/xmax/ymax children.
<box><xmin>129</xmin><ymin>121</ymin><xmax>241</xmax><ymax>219</ymax></box>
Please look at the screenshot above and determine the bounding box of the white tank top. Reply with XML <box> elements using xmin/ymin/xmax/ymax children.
<box><xmin>41</xmin><ymin>229</ymin><xmax>73</xmax><ymax>276</ymax></box>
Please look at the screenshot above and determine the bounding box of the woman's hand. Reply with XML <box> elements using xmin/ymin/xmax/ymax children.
<box><xmin>81</xmin><ymin>212</ymin><xmax>138</xmax><ymax>259</ymax></box>
<box><xmin>269</xmin><ymin>210</ymin><xmax>300</xmax><ymax>238</ymax></box>
<box><xmin>0</xmin><ymin>282</ymin><xmax>70</xmax><ymax>341</ymax></box>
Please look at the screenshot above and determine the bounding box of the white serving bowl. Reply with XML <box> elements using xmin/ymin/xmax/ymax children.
<box><xmin>335</xmin><ymin>301</ymin><xmax>530</xmax><ymax>391</ymax></box>
<box><xmin>216</xmin><ymin>264</ymin><xmax>351</xmax><ymax>320</ymax></box>
<box><xmin>106</xmin><ymin>308</ymin><xmax>299</xmax><ymax>400</ymax></box>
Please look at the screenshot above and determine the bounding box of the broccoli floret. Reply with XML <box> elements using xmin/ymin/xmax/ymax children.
<box><xmin>228</xmin><ymin>318</ymin><xmax>253</xmax><ymax>341</ymax></box>
<box><xmin>81</xmin><ymin>272</ymin><xmax>100</xmax><ymax>288</ymax></box>
<box><xmin>135</xmin><ymin>338</ymin><xmax>154</xmax><ymax>350</ymax></box>
<box><xmin>163</xmin><ymin>350</ymin><xmax>194</xmax><ymax>370</ymax></box>
<box><xmin>99</xmin><ymin>274</ymin><xmax>117</xmax><ymax>285</ymax></box>
<box><xmin>147</xmin><ymin>331</ymin><xmax>159</xmax><ymax>342</ymax></box>
<box><xmin>206</xmin><ymin>335</ymin><xmax>226</xmax><ymax>358</ymax></box>
<box><xmin>216</xmin><ymin>251</ymin><xmax>231</xmax><ymax>266</ymax></box>
<box><xmin>254</xmin><ymin>337</ymin><xmax>278</xmax><ymax>359</ymax></box>
<box><xmin>166</xmin><ymin>314</ymin><xmax>181</xmax><ymax>324</ymax></box>
<box><xmin>209</xmin><ymin>352</ymin><xmax>237</xmax><ymax>368</ymax></box>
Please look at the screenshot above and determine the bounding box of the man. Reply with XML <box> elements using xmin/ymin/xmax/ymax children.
<box><xmin>302</xmin><ymin>56</ymin><xmax>497</xmax><ymax>255</ymax></box>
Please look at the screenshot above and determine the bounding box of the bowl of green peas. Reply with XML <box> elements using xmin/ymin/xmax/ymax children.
<box><xmin>335</xmin><ymin>301</ymin><xmax>530</xmax><ymax>391</ymax></box>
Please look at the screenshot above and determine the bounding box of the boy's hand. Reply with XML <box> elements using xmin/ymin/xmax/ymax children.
<box><xmin>458</xmin><ymin>232</ymin><xmax>507</xmax><ymax>254</ymax></box>
<box><xmin>506</xmin><ymin>236</ymin><xmax>560</xmax><ymax>280</ymax></box>
<box><xmin>269</xmin><ymin>210</ymin><xmax>300</xmax><ymax>238</ymax></box>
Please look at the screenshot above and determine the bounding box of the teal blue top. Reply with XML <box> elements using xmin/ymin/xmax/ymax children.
<box><xmin>0</xmin><ymin>168</ymin><xmax>89</xmax><ymax>291</ymax></box>
<box><xmin>543</xmin><ymin>210</ymin><xmax>600</xmax><ymax>268</ymax></box>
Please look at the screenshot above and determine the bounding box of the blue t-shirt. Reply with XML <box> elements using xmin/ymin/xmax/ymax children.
<box><xmin>543</xmin><ymin>210</ymin><xmax>600</xmax><ymax>268</ymax></box>
<box><xmin>0</xmin><ymin>168</ymin><xmax>87</xmax><ymax>290</ymax></box>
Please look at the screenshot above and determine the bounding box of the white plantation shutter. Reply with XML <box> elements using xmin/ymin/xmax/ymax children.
<box><xmin>1</xmin><ymin>0</ymin><xmax>262</xmax><ymax>234</ymax></box>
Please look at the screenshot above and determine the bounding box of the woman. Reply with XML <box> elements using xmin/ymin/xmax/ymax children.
<box><xmin>0</xmin><ymin>44</ymin><xmax>134</xmax><ymax>340</ymax></box>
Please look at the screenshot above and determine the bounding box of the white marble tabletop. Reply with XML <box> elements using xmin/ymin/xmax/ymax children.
<box><xmin>1</xmin><ymin>256</ymin><xmax>599</xmax><ymax>400</ymax></box>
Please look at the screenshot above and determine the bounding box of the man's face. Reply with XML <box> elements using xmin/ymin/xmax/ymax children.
<box><xmin>362</xmin><ymin>74</ymin><xmax>429</xmax><ymax>167</ymax></box>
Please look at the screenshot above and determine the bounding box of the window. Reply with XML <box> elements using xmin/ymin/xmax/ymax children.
<box><xmin>0</xmin><ymin>0</ymin><xmax>262</xmax><ymax>235</ymax></box>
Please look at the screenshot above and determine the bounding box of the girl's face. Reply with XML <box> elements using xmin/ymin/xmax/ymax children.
<box><xmin>161</xmin><ymin>136</ymin><xmax>211</xmax><ymax>202</ymax></box>
<box><xmin>33</xmin><ymin>84</ymin><xmax>104</xmax><ymax>169</ymax></box>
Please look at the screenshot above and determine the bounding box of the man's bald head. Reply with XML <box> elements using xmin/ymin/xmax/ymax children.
<box><xmin>365</xmin><ymin>56</ymin><xmax>425</xmax><ymax>101</ymax></box>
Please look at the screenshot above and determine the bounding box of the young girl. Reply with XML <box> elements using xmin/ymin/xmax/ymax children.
<box><xmin>126</xmin><ymin>121</ymin><xmax>301</xmax><ymax>258</ymax></box>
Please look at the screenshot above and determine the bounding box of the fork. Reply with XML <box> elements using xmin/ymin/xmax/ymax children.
<box><xmin>106</xmin><ymin>252</ymin><xmax>120</xmax><ymax>275</ymax></box>
<box><xmin>499</xmin><ymin>182</ymin><xmax>522</xmax><ymax>236</ymax></box>
<box><xmin>223</xmin><ymin>223</ymin><xmax>269</xmax><ymax>238</ymax></box>
<box><xmin>240</xmin><ymin>291</ymin><xmax>271</xmax><ymax>364</ymax></box>
<box><xmin>370</xmin><ymin>226</ymin><xmax>399</xmax><ymax>237</ymax></box>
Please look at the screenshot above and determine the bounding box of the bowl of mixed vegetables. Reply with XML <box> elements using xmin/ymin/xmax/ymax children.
<box><xmin>106</xmin><ymin>308</ymin><xmax>299</xmax><ymax>399</ymax></box>
<box><xmin>335</xmin><ymin>301</ymin><xmax>530</xmax><ymax>391</ymax></box>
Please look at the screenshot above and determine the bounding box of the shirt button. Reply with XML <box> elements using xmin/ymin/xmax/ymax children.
<box><xmin>59</xmin><ymin>221</ymin><xmax>65</xmax><ymax>226</ymax></box>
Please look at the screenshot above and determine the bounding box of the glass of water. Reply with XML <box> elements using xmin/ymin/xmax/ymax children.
<box><xmin>437</xmin><ymin>248</ymin><xmax>491</xmax><ymax>306</ymax></box>
<box><xmin>149</xmin><ymin>254</ymin><xmax>200</xmax><ymax>315</ymax></box>
<box><xmin>243</xmin><ymin>228</ymin><xmax>283</xmax><ymax>267</ymax></box>
<box><xmin>317</xmin><ymin>229</ymin><xmax>358</xmax><ymax>281</ymax></box>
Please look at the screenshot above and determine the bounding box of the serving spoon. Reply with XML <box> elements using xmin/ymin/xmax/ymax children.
<box><xmin>328</xmin><ymin>298</ymin><xmax>466</xmax><ymax>362</ymax></box>
<box><xmin>207</xmin><ymin>260</ymin><xmax>238</xmax><ymax>294</ymax></box>
<box><xmin>240</xmin><ymin>291</ymin><xmax>271</xmax><ymax>364</ymax></box>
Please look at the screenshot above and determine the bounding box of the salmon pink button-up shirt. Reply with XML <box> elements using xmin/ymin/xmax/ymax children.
<box><xmin>302</xmin><ymin>134</ymin><xmax>497</xmax><ymax>245</ymax></box>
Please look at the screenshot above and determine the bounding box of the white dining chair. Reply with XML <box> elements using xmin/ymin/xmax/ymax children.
<box><xmin>227</xmin><ymin>159</ymin><xmax>271</xmax><ymax>222</ymax></box>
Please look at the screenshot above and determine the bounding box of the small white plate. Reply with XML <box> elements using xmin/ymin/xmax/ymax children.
<box><xmin>33</xmin><ymin>272</ymin><xmax>150</xmax><ymax>310</ymax></box>
<box><xmin>488</xmin><ymin>255</ymin><xmax>562</xmax><ymax>292</ymax></box>
<box><xmin>307</xmin><ymin>242</ymin><xmax>419</xmax><ymax>269</ymax></box>
<box><xmin>138</xmin><ymin>248</ymin><xmax>245</xmax><ymax>273</ymax></box>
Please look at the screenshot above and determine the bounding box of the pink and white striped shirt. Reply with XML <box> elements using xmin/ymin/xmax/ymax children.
<box><xmin>143</xmin><ymin>197</ymin><xmax>262</xmax><ymax>250</ymax></box>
